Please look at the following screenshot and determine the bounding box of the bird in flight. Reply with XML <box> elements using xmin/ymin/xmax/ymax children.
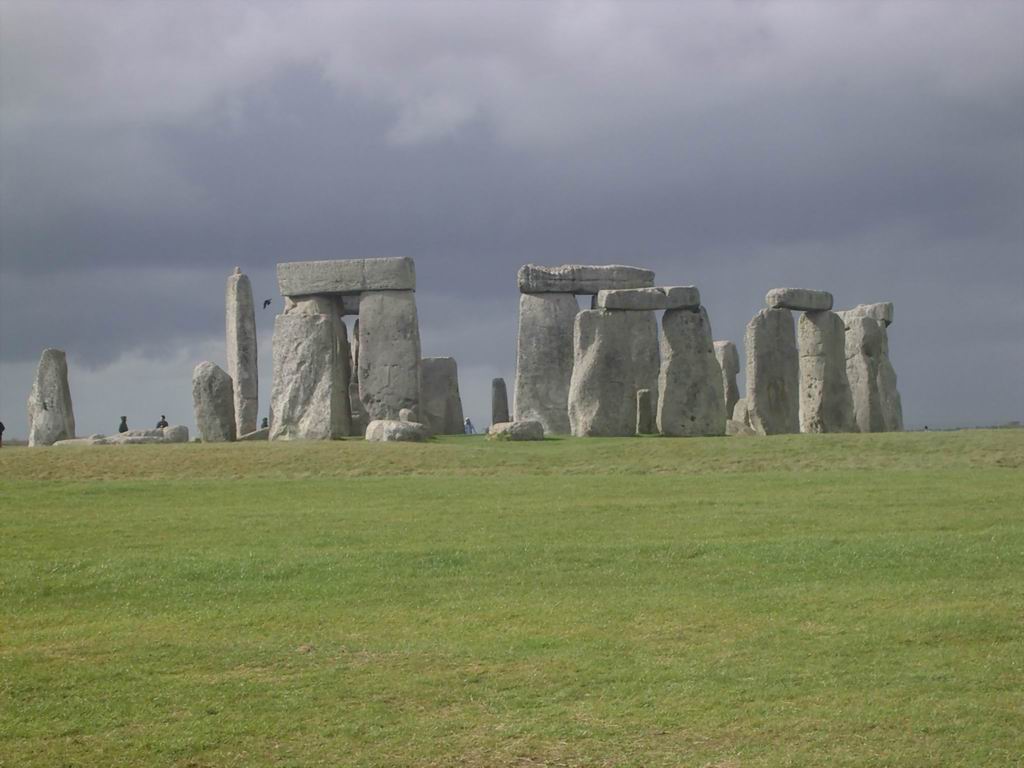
<box><xmin>262</xmin><ymin>299</ymin><xmax>272</xmax><ymax>309</ymax></box>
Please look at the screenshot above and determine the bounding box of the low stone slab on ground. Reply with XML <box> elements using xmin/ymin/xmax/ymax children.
<box><xmin>518</xmin><ymin>264</ymin><xmax>654</xmax><ymax>294</ymax></box>
<box><xmin>277</xmin><ymin>257</ymin><xmax>416</xmax><ymax>296</ymax></box>
<box><xmin>238</xmin><ymin>427</ymin><xmax>270</xmax><ymax>441</ymax></box>
<box><xmin>765</xmin><ymin>288</ymin><xmax>833</xmax><ymax>312</ymax></box>
<box><xmin>487</xmin><ymin>421</ymin><xmax>545</xmax><ymax>441</ymax></box>
<box><xmin>726</xmin><ymin>419</ymin><xmax>758</xmax><ymax>436</ymax></box>
<box><xmin>54</xmin><ymin>426</ymin><xmax>190</xmax><ymax>446</ymax></box>
<box><xmin>365</xmin><ymin>419</ymin><xmax>431</xmax><ymax>442</ymax></box>
<box><xmin>594</xmin><ymin>286</ymin><xmax>700</xmax><ymax>311</ymax></box>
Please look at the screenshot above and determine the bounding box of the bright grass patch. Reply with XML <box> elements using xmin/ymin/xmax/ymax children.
<box><xmin>1</xmin><ymin>430</ymin><xmax>1022</xmax><ymax>766</ymax></box>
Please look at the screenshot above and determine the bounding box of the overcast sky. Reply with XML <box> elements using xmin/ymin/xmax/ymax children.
<box><xmin>1</xmin><ymin>0</ymin><xmax>1021</xmax><ymax>438</ymax></box>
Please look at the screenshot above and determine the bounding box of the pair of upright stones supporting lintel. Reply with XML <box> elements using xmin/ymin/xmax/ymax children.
<box><xmin>743</xmin><ymin>289</ymin><xmax>901</xmax><ymax>434</ymax></box>
<box><xmin>269</xmin><ymin>257</ymin><xmax>424</xmax><ymax>439</ymax></box>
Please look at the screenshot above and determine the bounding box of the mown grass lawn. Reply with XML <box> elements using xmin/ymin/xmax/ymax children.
<box><xmin>1</xmin><ymin>430</ymin><xmax>1022</xmax><ymax>767</ymax></box>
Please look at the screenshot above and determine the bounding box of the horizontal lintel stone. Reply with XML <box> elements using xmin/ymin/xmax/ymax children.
<box><xmin>595</xmin><ymin>285</ymin><xmax>701</xmax><ymax>311</ymax></box>
<box><xmin>278</xmin><ymin>257</ymin><xmax>415</xmax><ymax>296</ymax></box>
<box><xmin>837</xmin><ymin>302</ymin><xmax>894</xmax><ymax>326</ymax></box>
<box><xmin>518</xmin><ymin>263</ymin><xmax>654</xmax><ymax>294</ymax></box>
<box><xmin>765</xmin><ymin>287</ymin><xmax>833</xmax><ymax>312</ymax></box>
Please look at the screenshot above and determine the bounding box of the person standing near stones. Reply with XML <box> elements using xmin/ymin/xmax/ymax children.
<box><xmin>118</xmin><ymin>416</ymin><xmax>129</xmax><ymax>433</ymax></box>
<box><xmin>0</xmin><ymin>420</ymin><xmax>5</xmax><ymax>448</ymax></box>
<box><xmin>156</xmin><ymin>414</ymin><xmax>169</xmax><ymax>428</ymax></box>
<box><xmin>464</xmin><ymin>417</ymin><xmax>476</xmax><ymax>435</ymax></box>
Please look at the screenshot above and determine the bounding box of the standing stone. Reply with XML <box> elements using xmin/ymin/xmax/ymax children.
<box><xmin>226</xmin><ymin>267</ymin><xmax>258</xmax><ymax>437</ymax></box>
<box><xmin>349</xmin><ymin>380</ymin><xmax>369</xmax><ymax>436</ymax></box>
<box><xmin>568</xmin><ymin>310</ymin><xmax>636</xmax><ymax>437</ymax></box>
<box><xmin>636</xmin><ymin>389</ymin><xmax>655</xmax><ymax>435</ymax></box>
<box><xmin>745</xmin><ymin>308</ymin><xmax>799</xmax><ymax>435</ymax></box>
<box><xmin>797</xmin><ymin>311</ymin><xmax>855</xmax><ymax>433</ymax></box>
<box><xmin>192</xmin><ymin>361</ymin><xmax>236</xmax><ymax>442</ymax></box>
<box><xmin>358</xmin><ymin>290</ymin><xmax>422</xmax><ymax>421</ymax></box>
<box><xmin>657</xmin><ymin>307</ymin><xmax>726</xmax><ymax>437</ymax></box>
<box><xmin>713</xmin><ymin>340</ymin><xmax>741</xmax><ymax>419</ymax></box>
<box><xmin>269</xmin><ymin>309</ymin><xmax>351</xmax><ymax>440</ymax></box>
<box><xmin>351</xmin><ymin>318</ymin><xmax>360</xmax><ymax>375</ymax></box>
<box><xmin>420</xmin><ymin>357</ymin><xmax>465</xmax><ymax>435</ymax></box>
<box><xmin>513</xmin><ymin>292</ymin><xmax>579</xmax><ymax>434</ymax></box>
<box><xmin>844</xmin><ymin>316</ymin><xmax>885</xmax><ymax>433</ymax></box>
<box><xmin>625</xmin><ymin>310</ymin><xmax>661</xmax><ymax>416</ymax></box>
<box><xmin>732</xmin><ymin>398</ymin><xmax>752</xmax><ymax>427</ymax></box>
<box><xmin>877</xmin><ymin>324</ymin><xmax>904</xmax><ymax>431</ymax></box>
<box><xmin>491</xmin><ymin>378</ymin><xmax>510</xmax><ymax>425</ymax></box>
<box><xmin>27</xmin><ymin>348</ymin><xmax>75</xmax><ymax>446</ymax></box>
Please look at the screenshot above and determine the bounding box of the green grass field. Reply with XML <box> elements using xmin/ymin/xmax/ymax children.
<box><xmin>1</xmin><ymin>430</ymin><xmax>1022</xmax><ymax>767</ymax></box>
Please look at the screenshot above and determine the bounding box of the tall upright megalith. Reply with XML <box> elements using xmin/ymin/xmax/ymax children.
<box><xmin>797</xmin><ymin>311</ymin><xmax>855</xmax><ymax>433</ymax></box>
<box><xmin>657</xmin><ymin>307</ymin><xmax>726</xmax><ymax>436</ymax></box>
<box><xmin>192</xmin><ymin>361</ymin><xmax>236</xmax><ymax>442</ymax></box>
<box><xmin>514</xmin><ymin>264</ymin><xmax>654</xmax><ymax>435</ymax></box>
<box><xmin>491</xmin><ymin>378</ymin><xmax>510</xmax><ymax>425</ymax></box>
<box><xmin>420</xmin><ymin>357</ymin><xmax>465</xmax><ymax>435</ymax></box>
<box><xmin>358</xmin><ymin>290</ymin><xmax>422</xmax><ymax>421</ymax></box>
<box><xmin>837</xmin><ymin>303</ymin><xmax>902</xmax><ymax>432</ymax></box>
<box><xmin>226</xmin><ymin>267</ymin><xmax>258</xmax><ymax>437</ymax></box>
<box><xmin>713</xmin><ymin>340</ymin><xmax>740</xmax><ymax>419</ymax></box>
<box><xmin>514</xmin><ymin>292</ymin><xmax>579</xmax><ymax>434</ymax></box>
<box><xmin>568</xmin><ymin>309</ymin><xmax>636</xmax><ymax>437</ymax></box>
<box><xmin>745</xmin><ymin>308</ymin><xmax>799</xmax><ymax>435</ymax></box>
<box><xmin>27</xmin><ymin>348</ymin><xmax>76</xmax><ymax>447</ymax></box>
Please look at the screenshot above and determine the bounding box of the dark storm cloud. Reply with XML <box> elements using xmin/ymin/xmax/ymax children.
<box><xmin>1</xmin><ymin>0</ymin><xmax>1022</xmax><ymax>436</ymax></box>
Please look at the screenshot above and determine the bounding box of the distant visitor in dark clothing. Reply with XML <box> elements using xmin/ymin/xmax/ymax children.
<box><xmin>156</xmin><ymin>415</ymin><xmax>169</xmax><ymax>428</ymax></box>
<box><xmin>119</xmin><ymin>416</ymin><xmax>129</xmax><ymax>433</ymax></box>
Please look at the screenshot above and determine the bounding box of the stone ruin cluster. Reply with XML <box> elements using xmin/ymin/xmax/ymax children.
<box><xmin>23</xmin><ymin>257</ymin><xmax>902</xmax><ymax>445</ymax></box>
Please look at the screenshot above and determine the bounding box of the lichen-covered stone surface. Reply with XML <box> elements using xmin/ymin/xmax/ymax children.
<box><xmin>487</xmin><ymin>421</ymin><xmax>544</xmax><ymax>441</ymax></box>
<box><xmin>745</xmin><ymin>308</ymin><xmax>799</xmax><ymax>435</ymax></box>
<box><xmin>192</xmin><ymin>361</ymin><xmax>236</xmax><ymax>442</ymax></box>
<box><xmin>798</xmin><ymin>311</ymin><xmax>856</xmax><ymax>433</ymax></box>
<box><xmin>568</xmin><ymin>310</ymin><xmax>636</xmax><ymax>437</ymax></box>
<box><xmin>27</xmin><ymin>348</ymin><xmax>75</xmax><ymax>447</ymax></box>
<box><xmin>518</xmin><ymin>264</ymin><xmax>654</xmax><ymax>294</ymax></box>
<box><xmin>358</xmin><ymin>290</ymin><xmax>422</xmax><ymax>422</ymax></box>
<box><xmin>657</xmin><ymin>307</ymin><xmax>726</xmax><ymax>436</ymax></box>
<box><xmin>365</xmin><ymin>419</ymin><xmax>431</xmax><ymax>442</ymax></box>
<box><xmin>513</xmin><ymin>292</ymin><xmax>578</xmax><ymax>435</ymax></box>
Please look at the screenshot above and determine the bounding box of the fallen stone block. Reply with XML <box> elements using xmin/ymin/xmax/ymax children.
<box><xmin>226</xmin><ymin>267</ymin><xmax>258</xmax><ymax>437</ymax></box>
<box><xmin>487</xmin><ymin>421</ymin><xmax>545</xmax><ymax>441</ymax></box>
<box><xmin>277</xmin><ymin>257</ymin><xmax>416</xmax><ymax>296</ymax></box>
<box><xmin>162</xmin><ymin>425</ymin><xmax>190</xmax><ymax>443</ymax></box>
<box><xmin>358</xmin><ymin>290</ymin><xmax>422</xmax><ymax>421</ymax></box>
<box><xmin>238</xmin><ymin>427</ymin><xmax>270</xmax><ymax>441</ymax></box>
<box><xmin>765</xmin><ymin>288</ymin><xmax>833</xmax><ymax>312</ymax></box>
<box><xmin>568</xmin><ymin>309</ymin><xmax>636</xmax><ymax>437</ymax></box>
<box><xmin>518</xmin><ymin>264</ymin><xmax>654</xmax><ymax>294</ymax></box>
<box><xmin>726</xmin><ymin>419</ymin><xmax>758</xmax><ymax>436</ymax></box>
<box><xmin>365</xmin><ymin>419</ymin><xmax>431</xmax><ymax>442</ymax></box>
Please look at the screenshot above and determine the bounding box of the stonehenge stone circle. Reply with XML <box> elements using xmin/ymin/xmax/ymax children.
<box><xmin>277</xmin><ymin>257</ymin><xmax>415</xmax><ymax>296</ymax></box>
<box><xmin>226</xmin><ymin>267</ymin><xmax>258</xmax><ymax>437</ymax></box>
<box><xmin>765</xmin><ymin>288</ymin><xmax>834</xmax><ymax>312</ymax></box>
<box><xmin>357</xmin><ymin>290</ymin><xmax>422</xmax><ymax>421</ymax></box>
<box><xmin>420</xmin><ymin>357</ymin><xmax>465</xmax><ymax>435</ymax></box>
<box><xmin>745</xmin><ymin>307</ymin><xmax>800</xmax><ymax>435</ymax></box>
<box><xmin>491</xmin><ymin>377</ymin><xmax>510</xmax><ymax>425</ymax></box>
<box><xmin>797</xmin><ymin>311</ymin><xmax>855</xmax><ymax>433</ymax></box>
<box><xmin>636</xmin><ymin>389</ymin><xmax>655</xmax><ymax>435</ymax></box>
<box><xmin>192</xmin><ymin>361</ymin><xmax>236</xmax><ymax>442</ymax></box>
<box><xmin>487</xmin><ymin>420</ymin><xmax>545</xmax><ymax>441</ymax></box>
<box><xmin>568</xmin><ymin>309</ymin><xmax>637</xmax><ymax>437</ymax></box>
<box><xmin>269</xmin><ymin>312</ymin><xmax>351</xmax><ymax>440</ymax></box>
<box><xmin>713</xmin><ymin>340</ymin><xmax>741</xmax><ymax>419</ymax></box>
<box><xmin>514</xmin><ymin>292</ymin><xmax>579</xmax><ymax>434</ymax></box>
<box><xmin>657</xmin><ymin>307</ymin><xmax>726</xmax><ymax>437</ymax></box>
<box><xmin>27</xmin><ymin>348</ymin><xmax>76</xmax><ymax>447</ymax></box>
<box><xmin>518</xmin><ymin>264</ymin><xmax>654</xmax><ymax>294</ymax></box>
<box><xmin>594</xmin><ymin>285</ymin><xmax>701</xmax><ymax>311</ymax></box>
<box><xmin>365</xmin><ymin>419</ymin><xmax>431</xmax><ymax>442</ymax></box>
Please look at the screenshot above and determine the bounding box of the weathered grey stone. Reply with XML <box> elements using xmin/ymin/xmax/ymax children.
<box><xmin>487</xmin><ymin>420</ymin><xmax>544</xmax><ymax>441</ymax></box>
<box><xmin>625</xmin><ymin>310</ymin><xmax>661</xmax><ymax>416</ymax></box>
<box><xmin>726</xmin><ymin>419</ymin><xmax>758</xmax><ymax>436</ymax></box>
<box><xmin>568</xmin><ymin>310</ymin><xmax>636</xmax><ymax>436</ymax></box>
<box><xmin>518</xmin><ymin>264</ymin><xmax>654</xmax><ymax>294</ymax></box>
<box><xmin>513</xmin><ymin>292</ymin><xmax>579</xmax><ymax>435</ymax></box>
<box><xmin>838</xmin><ymin>302</ymin><xmax>894</xmax><ymax>327</ymax></box>
<box><xmin>657</xmin><ymin>307</ymin><xmax>726</xmax><ymax>436</ymax></box>
<box><xmin>277</xmin><ymin>257</ymin><xmax>415</xmax><ymax>296</ymax></box>
<box><xmin>162</xmin><ymin>425</ymin><xmax>190</xmax><ymax>443</ymax></box>
<box><xmin>351</xmin><ymin>318</ymin><xmax>360</xmax><ymax>372</ymax></box>
<box><xmin>284</xmin><ymin>294</ymin><xmax>337</xmax><ymax>315</ymax></box>
<box><xmin>877</xmin><ymin>324</ymin><xmax>904</xmax><ymax>431</ymax></box>
<box><xmin>745</xmin><ymin>308</ymin><xmax>799</xmax><ymax>435</ymax></box>
<box><xmin>365</xmin><ymin>419</ymin><xmax>431</xmax><ymax>442</ymax></box>
<box><xmin>192</xmin><ymin>361</ymin><xmax>236</xmax><ymax>442</ymax></box>
<box><xmin>27</xmin><ymin>348</ymin><xmax>76</xmax><ymax>447</ymax></box>
<box><xmin>713</xmin><ymin>340</ymin><xmax>741</xmax><ymax>420</ymax></box>
<box><xmin>798</xmin><ymin>311</ymin><xmax>856</xmax><ymax>433</ymax></box>
<box><xmin>238</xmin><ymin>427</ymin><xmax>269</xmax><ymax>441</ymax></box>
<box><xmin>226</xmin><ymin>267</ymin><xmax>259</xmax><ymax>436</ymax></box>
<box><xmin>636</xmin><ymin>389</ymin><xmax>655</xmax><ymax>435</ymax></box>
<box><xmin>349</xmin><ymin>380</ymin><xmax>368</xmax><ymax>436</ymax></box>
<box><xmin>420</xmin><ymin>357</ymin><xmax>465</xmax><ymax>435</ymax></box>
<box><xmin>594</xmin><ymin>285</ymin><xmax>701</xmax><ymax>311</ymax></box>
<box><xmin>491</xmin><ymin>378</ymin><xmax>510</xmax><ymax>425</ymax></box>
<box><xmin>358</xmin><ymin>290</ymin><xmax>422</xmax><ymax>421</ymax></box>
<box><xmin>843</xmin><ymin>316</ymin><xmax>885</xmax><ymax>433</ymax></box>
<box><xmin>732</xmin><ymin>398</ymin><xmax>752</xmax><ymax>427</ymax></box>
<box><xmin>398</xmin><ymin>408</ymin><xmax>416</xmax><ymax>422</ymax></box>
<box><xmin>53</xmin><ymin>437</ymin><xmax>101</xmax><ymax>447</ymax></box>
<box><xmin>766</xmin><ymin>288</ymin><xmax>833</xmax><ymax>312</ymax></box>
<box><xmin>339</xmin><ymin>295</ymin><xmax>361</xmax><ymax>316</ymax></box>
<box><xmin>269</xmin><ymin>312</ymin><xmax>351</xmax><ymax>440</ymax></box>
